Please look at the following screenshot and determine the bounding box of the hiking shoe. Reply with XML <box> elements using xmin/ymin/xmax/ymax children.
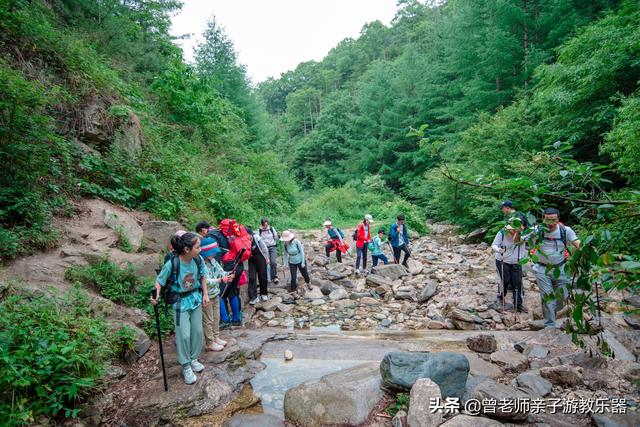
<box><xmin>274</xmin><ymin>278</ymin><xmax>279</xmax><ymax>284</ymax></box>
<box><xmin>355</xmin><ymin>269</ymin><xmax>361</xmax><ymax>275</ymax></box>
<box><xmin>183</xmin><ymin>366</ymin><xmax>197</xmax><ymax>384</ymax></box>
<box><xmin>220</xmin><ymin>321</ymin><xmax>231</xmax><ymax>330</ymax></box>
<box><xmin>214</xmin><ymin>337</ymin><xmax>227</xmax><ymax>347</ymax></box>
<box><xmin>231</xmin><ymin>320</ymin><xmax>242</xmax><ymax>327</ymax></box>
<box><xmin>260</xmin><ymin>295</ymin><xmax>269</xmax><ymax>302</ymax></box>
<box><xmin>206</xmin><ymin>343</ymin><xmax>224</xmax><ymax>352</ymax></box>
<box><xmin>191</xmin><ymin>359</ymin><xmax>205</xmax><ymax>372</ymax></box>
<box><xmin>249</xmin><ymin>297</ymin><xmax>259</xmax><ymax>305</ymax></box>
<box><xmin>517</xmin><ymin>307</ymin><xmax>528</xmax><ymax>313</ymax></box>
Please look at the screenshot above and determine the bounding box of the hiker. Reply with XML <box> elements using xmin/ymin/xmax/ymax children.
<box><xmin>211</xmin><ymin>219</ymin><xmax>252</xmax><ymax>327</ymax></box>
<box><xmin>151</xmin><ymin>232</ymin><xmax>209</xmax><ymax>385</ymax></box>
<box><xmin>281</xmin><ymin>230</ymin><xmax>310</xmax><ymax>298</ymax></box>
<box><xmin>195</xmin><ymin>221</ymin><xmax>221</xmax><ymax>263</ymax></box>
<box><xmin>355</xmin><ymin>214</ymin><xmax>373</xmax><ymax>274</ymax></box>
<box><xmin>246</xmin><ymin>226</ymin><xmax>270</xmax><ymax>304</ymax></box>
<box><xmin>501</xmin><ymin>200</ymin><xmax>529</xmax><ymax>228</ymax></box>
<box><xmin>389</xmin><ymin>214</ymin><xmax>411</xmax><ymax>267</ymax></box>
<box><xmin>491</xmin><ymin>218</ymin><xmax>527</xmax><ymax>312</ymax></box>
<box><xmin>370</xmin><ymin>228</ymin><xmax>389</xmax><ymax>267</ymax></box>
<box><xmin>324</xmin><ymin>220</ymin><xmax>349</xmax><ymax>263</ymax></box>
<box><xmin>259</xmin><ymin>218</ymin><xmax>280</xmax><ymax>284</ymax></box>
<box><xmin>200</xmin><ymin>235</ymin><xmax>230</xmax><ymax>352</ymax></box>
<box><xmin>532</xmin><ymin>207</ymin><xmax>580</xmax><ymax>328</ymax></box>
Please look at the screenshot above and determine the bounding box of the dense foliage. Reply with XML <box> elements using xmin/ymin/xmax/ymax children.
<box><xmin>0</xmin><ymin>288</ymin><xmax>114</xmax><ymax>425</ymax></box>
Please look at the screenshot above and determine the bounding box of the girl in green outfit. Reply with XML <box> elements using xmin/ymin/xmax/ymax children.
<box><xmin>151</xmin><ymin>232</ymin><xmax>210</xmax><ymax>385</ymax></box>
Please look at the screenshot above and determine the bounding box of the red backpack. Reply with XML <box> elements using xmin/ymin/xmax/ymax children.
<box><xmin>219</xmin><ymin>219</ymin><xmax>252</xmax><ymax>263</ymax></box>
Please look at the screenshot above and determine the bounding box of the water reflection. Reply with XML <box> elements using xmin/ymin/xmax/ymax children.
<box><xmin>250</xmin><ymin>357</ymin><xmax>370</xmax><ymax>419</ymax></box>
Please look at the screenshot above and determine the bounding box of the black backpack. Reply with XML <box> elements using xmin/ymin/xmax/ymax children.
<box><xmin>157</xmin><ymin>253</ymin><xmax>205</xmax><ymax>307</ymax></box>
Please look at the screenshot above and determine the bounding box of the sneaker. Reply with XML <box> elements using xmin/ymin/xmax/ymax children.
<box><xmin>260</xmin><ymin>295</ymin><xmax>269</xmax><ymax>302</ymax></box>
<box><xmin>183</xmin><ymin>366</ymin><xmax>197</xmax><ymax>384</ymax></box>
<box><xmin>274</xmin><ymin>278</ymin><xmax>279</xmax><ymax>284</ymax></box>
<box><xmin>231</xmin><ymin>320</ymin><xmax>242</xmax><ymax>327</ymax></box>
<box><xmin>355</xmin><ymin>269</ymin><xmax>361</xmax><ymax>275</ymax></box>
<box><xmin>517</xmin><ymin>307</ymin><xmax>528</xmax><ymax>313</ymax></box>
<box><xmin>191</xmin><ymin>359</ymin><xmax>205</xmax><ymax>373</ymax></box>
<box><xmin>214</xmin><ymin>337</ymin><xmax>227</xmax><ymax>347</ymax></box>
<box><xmin>206</xmin><ymin>343</ymin><xmax>224</xmax><ymax>352</ymax></box>
<box><xmin>249</xmin><ymin>297</ymin><xmax>259</xmax><ymax>305</ymax></box>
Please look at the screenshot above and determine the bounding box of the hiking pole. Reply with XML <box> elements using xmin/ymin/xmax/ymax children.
<box><xmin>150</xmin><ymin>288</ymin><xmax>168</xmax><ymax>392</ymax></box>
<box><xmin>500</xmin><ymin>251</ymin><xmax>506</xmax><ymax>314</ymax></box>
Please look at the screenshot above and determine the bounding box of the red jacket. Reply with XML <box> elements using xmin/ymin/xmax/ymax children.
<box><xmin>356</xmin><ymin>222</ymin><xmax>371</xmax><ymax>249</ymax></box>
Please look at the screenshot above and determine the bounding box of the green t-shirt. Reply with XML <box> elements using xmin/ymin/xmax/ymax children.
<box><xmin>156</xmin><ymin>256</ymin><xmax>208</xmax><ymax>311</ymax></box>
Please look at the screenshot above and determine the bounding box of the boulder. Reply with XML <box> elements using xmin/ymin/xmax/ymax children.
<box><xmin>372</xmin><ymin>264</ymin><xmax>408</xmax><ymax>280</ymax></box>
<box><xmin>514</xmin><ymin>371</ymin><xmax>552</xmax><ymax>397</ymax></box>
<box><xmin>405</xmin><ymin>259</ymin><xmax>424</xmax><ymax>275</ymax></box>
<box><xmin>141</xmin><ymin>220</ymin><xmax>181</xmax><ymax>253</ymax></box>
<box><xmin>284</xmin><ymin>362</ymin><xmax>383</xmax><ymax>427</ymax></box>
<box><xmin>470</xmin><ymin>379</ymin><xmax>529</xmax><ymax>421</ymax></box>
<box><xmin>304</xmin><ymin>286</ymin><xmax>325</xmax><ymax>300</ymax></box>
<box><xmin>490</xmin><ymin>351</ymin><xmax>528</xmax><ymax>373</ymax></box>
<box><xmin>103</xmin><ymin>208</ymin><xmax>143</xmax><ymax>251</ymax></box>
<box><xmin>361</xmin><ymin>296</ymin><xmax>380</xmax><ymax>306</ymax></box>
<box><xmin>440</xmin><ymin>415</ymin><xmax>504</xmax><ymax>426</ymax></box>
<box><xmin>366</xmin><ymin>274</ymin><xmax>393</xmax><ymax>288</ymax></box>
<box><xmin>522</xmin><ymin>344</ymin><xmax>548</xmax><ymax>359</ymax></box>
<box><xmin>329</xmin><ymin>288</ymin><xmax>349</xmax><ymax>301</ymax></box>
<box><xmin>417</xmin><ymin>281</ymin><xmax>438</xmax><ymax>303</ymax></box>
<box><xmin>591</xmin><ymin>412</ymin><xmax>640</xmax><ymax>427</ymax></box>
<box><xmin>380</xmin><ymin>352</ymin><xmax>469</xmax><ymax>399</ymax></box>
<box><xmin>311</xmin><ymin>278</ymin><xmax>339</xmax><ymax>296</ymax></box>
<box><xmin>539</xmin><ymin>365</ymin><xmax>583</xmax><ymax>386</ymax></box>
<box><xmin>466</xmin><ymin>335</ymin><xmax>497</xmax><ymax>354</ymax></box>
<box><xmin>407</xmin><ymin>378</ymin><xmax>443</xmax><ymax>427</ymax></box>
<box><xmin>394</xmin><ymin>286</ymin><xmax>416</xmax><ymax>301</ymax></box>
<box><xmin>223</xmin><ymin>414</ymin><xmax>283</xmax><ymax>427</ymax></box>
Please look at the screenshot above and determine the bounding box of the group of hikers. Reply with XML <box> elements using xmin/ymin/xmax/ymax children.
<box><xmin>149</xmin><ymin>214</ymin><xmax>413</xmax><ymax>384</ymax></box>
<box><xmin>149</xmin><ymin>204</ymin><xmax>580</xmax><ymax>385</ymax></box>
<box><xmin>491</xmin><ymin>201</ymin><xmax>581</xmax><ymax>329</ymax></box>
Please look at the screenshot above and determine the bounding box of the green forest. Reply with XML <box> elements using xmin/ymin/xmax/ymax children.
<box><xmin>1</xmin><ymin>0</ymin><xmax>640</xmax><ymax>421</ymax></box>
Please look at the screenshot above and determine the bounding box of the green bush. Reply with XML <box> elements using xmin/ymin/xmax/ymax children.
<box><xmin>66</xmin><ymin>257</ymin><xmax>174</xmax><ymax>338</ymax></box>
<box><xmin>65</xmin><ymin>257</ymin><xmax>145</xmax><ymax>306</ymax></box>
<box><xmin>0</xmin><ymin>288</ymin><xmax>113</xmax><ymax>424</ymax></box>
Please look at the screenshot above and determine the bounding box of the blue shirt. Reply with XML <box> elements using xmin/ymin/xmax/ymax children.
<box><xmin>156</xmin><ymin>256</ymin><xmax>208</xmax><ymax>311</ymax></box>
<box><xmin>370</xmin><ymin>235</ymin><xmax>386</xmax><ymax>256</ymax></box>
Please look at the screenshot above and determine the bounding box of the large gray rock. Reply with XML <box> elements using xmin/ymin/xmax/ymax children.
<box><xmin>284</xmin><ymin>362</ymin><xmax>383</xmax><ymax>427</ymax></box>
<box><xmin>223</xmin><ymin>414</ymin><xmax>283</xmax><ymax>427</ymax></box>
<box><xmin>466</xmin><ymin>334</ymin><xmax>497</xmax><ymax>353</ymax></box>
<box><xmin>380</xmin><ymin>352</ymin><xmax>469</xmax><ymax>399</ymax></box>
<box><xmin>490</xmin><ymin>350</ymin><xmax>528</xmax><ymax>372</ymax></box>
<box><xmin>470</xmin><ymin>379</ymin><xmax>529</xmax><ymax>421</ymax></box>
<box><xmin>591</xmin><ymin>412</ymin><xmax>640</xmax><ymax>427</ymax></box>
<box><xmin>440</xmin><ymin>415</ymin><xmax>504</xmax><ymax>426</ymax></box>
<box><xmin>514</xmin><ymin>371</ymin><xmax>552</xmax><ymax>397</ymax></box>
<box><xmin>329</xmin><ymin>288</ymin><xmax>348</xmax><ymax>301</ymax></box>
<box><xmin>372</xmin><ymin>264</ymin><xmax>408</xmax><ymax>280</ymax></box>
<box><xmin>366</xmin><ymin>274</ymin><xmax>393</xmax><ymax>288</ymax></box>
<box><xmin>407</xmin><ymin>378</ymin><xmax>443</xmax><ymax>427</ymax></box>
<box><xmin>539</xmin><ymin>365</ymin><xmax>583</xmax><ymax>386</ymax></box>
<box><xmin>418</xmin><ymin>280</ymin><xmax>438</xmax><ymax>303</ymax></box>
<box><xmin>405</xmin><ymin>259</ymin><xmax>424</xmax><ymax>275</ymax></box>
<box><xmin>103</xmin><ymin>208</ymin><xmax>143</xmax><ymax>251</ymax></box>
<box><xmin>311</xmin><ymin>278</ymin><xmax>339</xmax><ymax>295</ymax></box>
<box><xmin>141</xmin><ymin>220</ymin><xmax>181</xmax><ymax>253</ymax></box>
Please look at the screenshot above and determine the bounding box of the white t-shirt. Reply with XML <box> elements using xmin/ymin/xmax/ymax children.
<box><xmin>491</xmin><ymin>230</ymin><xmax>527</xmax><ymax>264</ymax></box>
<box><xmin>535</xmin><ymin>225</ymin><xmax>578</xmax><ymax>265</ymax></box>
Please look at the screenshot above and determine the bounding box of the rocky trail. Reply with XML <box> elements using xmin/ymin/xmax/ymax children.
<box><xmin>1</xmin><ymin>198</ymin><xmax>639</xmax><ymax>426</ymax></box>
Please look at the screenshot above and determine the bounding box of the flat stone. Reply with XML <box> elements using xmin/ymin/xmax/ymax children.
<box><xmin>523</xmin><ymin>344</ymin><xmax>548</xmax><ymax>359</ymax></box>
<box><xmin>366</xmin><ymin>274</ymin><xmax>393</xmax><ymax>288</ymax></box>
<box><xmin>464</xmin><ymin>352</ymin><xmax>503</xmax><ymax>379</ymax></box>
<box><xmin>311</xmin><ymin>299</ymin><xmax>326</xmax><ymax>306</ymax></box>
<box><xmin>602</xmin><ymin>330</ymin><xmax>636</xmax><ymax>361</ymax></box>
<box><xmin>332</xmin><ymin>299</ymin><xmax>356</xmax><ymax>310</ymax></box>
<box><xmin>470</xmin><ymin>379</ymin><xmax>529</xmax><ymax>421</ymax></box>
<box><xmin>223</xmin><ymin>413</ymin><xmax>284</xmax><ymax>427</ymax></box>
<box><xmin>329</xmin><ymin>288</ymin><xmax>348</xmax><ymax>301</ymax></box>
<box><xmin>371</xmin><ymin>264</ymin><xmax>408</xmax><ymax>280</ymax></box>
<box><xmin>540</xmin><ymin>365</ymin><xmax>583</xmax><ymax>386</ymax></box>
<box><xmin>380</xmin><ymin>352</ymin><xmax>469</xmax><ymax>399</ymax></box>
<box><xmin>405</xmin><ymin>259</ymin><xmax>424</xmax><ymax>275</ymax></box>
<box><xmin>466</xmin><ymin>334</ymin><xmax>497</xmax><ymax>353</ymax></box>
<box><xmin>361</xmin><ymin>297</ymin><xmax>380</xmax><ymax>306</ymax></box>
<box><xmin>284</xmin><ymin>362</ymin><xmax>383</xmax><ymax>427</ymax></box>
<box><xmin>441</xmin><ymin>415</ymin><xmax>504</xmax><ymax>426</ymax></box>
<box><xmin>490</xmin><ymin>351</ymin><xmax>528</xmax><ymax>373</ymax></box>
<box><xmin>515</xmin><ymin>371</ymin><xmax>552</xmax><ymax>397</ymax></box>
<box><xmin>260</xmin><ymin>311</ymin><xmax>276</xmax><ymax>320</ymax></box>
<box><xmin>381</xmin><ymin>319</ymin><xmax>392</xmax><ymax>327</ymax></box>
<box><xmin>407</xmin><ymin>378</ymin><xmax>442</xmax><ymax>427</ymax></box>
<box><xmin>304</xmin><ymin>286</ymin><xmax>325</xmax><ymax>300</ymax></box>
